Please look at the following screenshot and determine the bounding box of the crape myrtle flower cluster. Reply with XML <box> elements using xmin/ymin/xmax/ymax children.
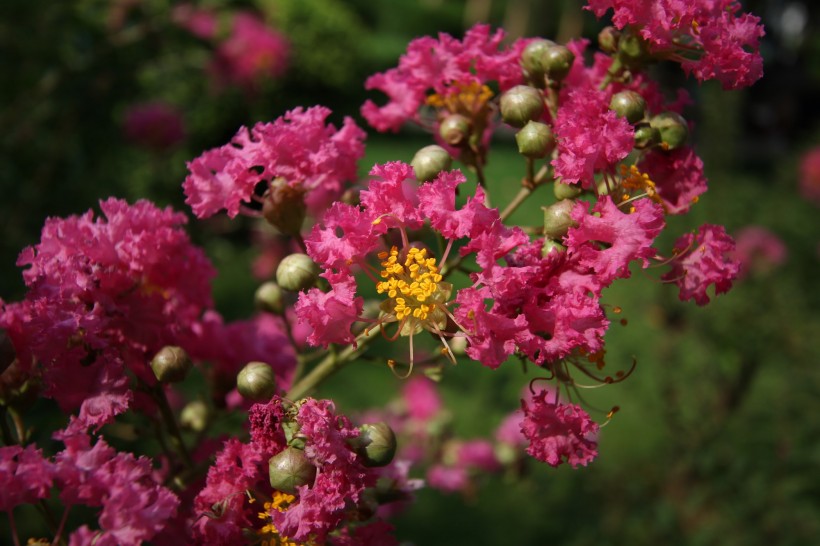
<box><xmin>0</xmin><ymin>0</ymin><xmax>764</xmax><ymax>543</ymax></box>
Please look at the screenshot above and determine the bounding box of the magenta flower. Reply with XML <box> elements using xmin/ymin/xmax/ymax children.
<box><xmin>0</xmin><ymin>198</ymin><xmax>215</xmax><ymax>431</ymax></box>
<box><xmin>586</xmin><ymin>0</ymin><xmax>765</xmax><ymax>90</ymax></box>
<box><xmin>520</xmin><ymin>390</ymin><xmax>599</xmax><ymax>468</ymax></box>
<box><xmin>172</xmin><ymin>3</ymin><xmax>217</xmax><ymax>40</ymax></box>
<box><xmin>637</xmin><ymin>146</ymin><xmax>708</xmax><ymax>214</ymax></box>
<box><xmin>122</xmin><ymin>101</ymin><xmax>186</xmax><ymax>152</ymax></box>
<box><xmin>799</xmin><ymin>146</ymin><xmax>820</xmax><ymax>207</ymax></box>
<box><xmin>731</xmin><ymin>226</ymin><xmax>787</xmax><ymax>279</ymax></box>
<box><xmin>663</xmin><ymin>224</ymin><xmax>740</xmax><ymax>305</ymax></box>
<box><xmin>402</xmin><ymin>376</ymin><xmax>442</xmax><ymax>422</ymax></box>
<box><xmin>0</xmin><ymin>444</ymin><xmax>53</xmax><ymax>512</ymax></box>
<box><xmin>184</xmin><ymin>105</ymin><xmax>366</xmax><ymax>220</ymax></box>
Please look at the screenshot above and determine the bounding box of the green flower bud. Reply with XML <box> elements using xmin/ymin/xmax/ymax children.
<box><xmin>438</xmin><ymin>114</ymin><xmax>472</xmax><ymax>147</ymax></box>
<box><xmin>633</xmin><ymin>122</ymin><xmax>661</xmax><ymax>149</ymax></box>
<box><xmin>180</xmin><ymin>400</ymin><xmax>211</xmax><ymax>432</ymax></box>
<box><xmin>618</xmin><ymin>32</ymin><xmax>651</xmax><ymax>68</ymax></box>
<box><xmin>650</xmin><ymin>111</ymin><xmax>688</xmax><ymax>150</ymax></box>
<box><xmin>237</xmin><ymin>361</ymin><xmax>277</xmax><ymax>401</ymax></box>
<box><xmin>515</xmin><ymin>121</ymin><xmax>554</xmax><ymax>159</ymax></box>
<box><xmin>542</xmin><ymin>239</ymin><xmax>567</xmax><ymax>257</ymax></box>
<box><xmin>554</xmin><ymin>180</ymin><xmax>582</xmax><ymax>200</ymax></box>
<box><xmin>269</xmin><ymin>446</ymin><xmax>317</xmax><ymax>494</ymax></box>
<box><xmin>610</xmin><ymin>90</ymin><xmax>646</xmax><ymax>124</ymax></box>
<box><xmin>356</xmin><ymin>422</ymin><xmax>397</xmax><ymax>467</ymax></box>
<box><xmin>411</xmin><ymin>145</ymin><xmax>452</xmax><ymax>182</ymax></box>
<box><xmin>500</xmin><ymin>85</ymin><xmax>545</xmax><ymax>128</ymax></box>
<box><xmin>598</xmin><ymin>26</ymin><xmax>620</xmax><ymax>54</ymax></box>
<box><xmin>262</xmin><ymin>178</ymin><xmax>307</xmax><ymax>237</ymax></box>
<box><xmin>150</xmin><ymin>346</ymin><xmax>192</xmax><ymax>383</ymax></box>
<box><xmin>254</xmin><ymin>281</ymin><xmax>285</xmax><ymax>315</ymax></box>
<box><xmin>542</xmin><ymin>199</ymin><xmax>576</xmax><ymax>239</ymax></box>
<box><xmin>521</xmin><ymin>39</ymin><xmax>556</xmax><ymax>84</ymax></box>
<box><xmin>276</xmin><ymin>253</ymin><xmax>319</xmax><ymax>292</ymax></box>
<box><xmin>544</xmin><ymin>45</ymin><xmax>575</xmax><ymax>82</ymax></box>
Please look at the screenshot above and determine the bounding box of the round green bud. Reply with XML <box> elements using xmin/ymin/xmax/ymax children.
<box><xmin>438</xmin><ymin>114</ymin><xmax>472</xmax><ymax>147</ymax></box>
<box><xmin>598</xmin><ymin>26</ymin><xmax>620</xmax><ymax>54</ymax></box>
<box><xmin>254</xmin><ymin>281</ymin><xmax>285</xmax><ymax>315</ymax></box>
<box><xmin>500</xmin><ymin>85</ymin><xmax>545</xmax><ymax>128</ymax></box>
<box><xmin>542</xmin><ymin>199</ymin><xmax>576</xmax><ymax>239</ymax></box>
<box><xmin>276</xmin><ymin>253</ymin><xmax>319</xmax><ymax>292</ymax></box>
<box><xmin>521</xmin><ymin>38</ymin><xmax>556</xmax><ymax>83</ymax></box>
<box><xmin>269</xmin><ymin>446</ymin><xmax>317</xmax><ymax>494</ymax></box>
<box><xmin>610</xmin><ymin>90</ymin><xmax>646</xmax><ymax>124</ymax></box>
<box><xmin>150</xmin><ymin>346</ymin><xmax>192</xmax><ymax>383</ymax></box>
<box><xmin>633</xmin><ymin>122</ymin><xmax>661</xmax><ymax>149</ymax></box>
<box><xmin>237</xmin><ymin>361</ymin><xmax>277</xmax><ymax>401</ymax></box>
<box><xmin>180</xmin><ymin>400</ymin><xmax>211</xmax><ymax>432</ymax></box>
<box><xmin>262</xmin><ymin>178</ymin><xmax>307</xmax><ymax>237</ymax></box>
<box><xmin>411</xmin><ymin>145</ymin><xmax>452</xmax><ymax>182</ymax></box>
<box><xmin>357</xmin><ymin>422</ymin><xmax>397</xmax><ymax>467</ymax></box>
<box><xmin>542</xmin><ymin>239</ymin><xmax>567</xmax><ymax>257</ymax></box>
<box><xmin>618</xmin><ymin>33</ymin><xmax>651</xmax><ymax>67</ymax></box>
<box><xmin>515</xmin><ymin>121</ymin><xmax>554</xmax><ymax>159</ymax></box>
<box><xmin>554</xmin><ymin>180</ymin><xmax>582</xmax><ymax>200</ymax></box>
<box><xmin>544</xmin><ymin>45</ymin><xmax>575</xmax><ymax>82</ymax></box>
<box><xmin>650</xmin><ymin>111</ymin><xmax>689</xmax><ymax>150</ymax></box>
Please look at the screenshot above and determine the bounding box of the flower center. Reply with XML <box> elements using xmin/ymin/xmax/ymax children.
<box><xmin>375</xmin><ymin>246</ymin><xmax>451</xmax><ymax>332</ymax></box>
<box><xmin>426</xmin><ymin>82</ymin><xmax>494</xmax><ymax>116</ymax></box>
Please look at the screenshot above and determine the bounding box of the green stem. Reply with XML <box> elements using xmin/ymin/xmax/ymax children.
<box><xmin>500</xmin><ymin>187</ymin><xmax>533</xmax><ymax>222</ymax></box>
<box><xmin>7</xmin><ymin>510</ymin><xmax>20</xmax><ymax>546</ymax></box>
<box><xmin>286</xmin><ymin>326</ymin><xmax>382</xmax><ymax>401</ymax></box>
<box><xmin>153</xmin><ymin>385</ymin><xmax>192</xmax><ymax>469</ymax></box>
<box><xmin>8</xmin><ymin>408</ymin><xmax>26</xmax><ymax>444</ymax></box>
<box><xmin>599</xmin><ymin>56</ymin><xmax>623</xmax><ymax>91</ymax></box>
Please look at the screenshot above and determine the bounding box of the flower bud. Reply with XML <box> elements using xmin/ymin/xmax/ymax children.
<box><xmin>542</xmin><ymin>239</ymin><xmax>567</xmax><ymax>257</ymax></box>
<box><xmin>610</xmin><ymin>90</ymin><xmax>646</xmax><ymax>124</ymax></box>
<box><xmin>276</xmin><ymin>253</ymin><xmax>319</xmax><ymax>292</ymax></box>
<box><xmin>598</xmin><ymin>26</ymin><xmax>620</xmax><ymax>54</ymax></box>
<box><xmin>237</xmin><ymin>361</ymin><xmax>277</xmax><ymax>401</ymax></box>
<box><xmin>438</xmin><ymin>114</ymin><xmax>472</xmax><ymax>147</ymax></box>
<box><xmin>521</xmin><ymin>39</ymin><xmax>556</xmax><ymax>84</ymax></box>
<box><xmin>254</xmin><ymin>281</ymin><xmax>285</xmax><ymax>314</ymax></box>
<box><xmin>544</xmin><ymin>45</ymin><xmax>575</xmax><ymax>82</ymax></box>
<box><xmin>180</xmin><ymin>400</ymin><xmax>211</xmax><ymax>432</ymax></box>
<box><xmin>262</xmin><ymin>178</ymin><xmax>307</xmax><ymax>237</ymax></box>
<box><xmin>633</xmin><ymin>123</ymin><xmax>661</xmax><ymax>149</ymax></box>
<box><xmin>554</xmin><ymin>180</ymin><xmax>582</xmax><ymax>200</ymax></box>
<box><xmin>618</xmin><ymin>33</ymin><xmax>651</xmax><ymax>67</ymax></box>
<box><xmin>411</xmin><ymin>145</ymin><xmax>452</xmax><ymax>182</ymax></box>
<box><xmin>542</xmin><ymin>199</ymin><xmax>576</xmax><ymax>239</ymax></box>
<box><xmin>150</xmin><ymin>346</ymin><xmax>192</xmax><ymax>383</ymax></box>
<box><xmin>650</xmin><ymin>111</ymin><xmax>688</xmax><ymax>150</ymax></box>
<box><xmin>500</xmin><ymin>85</ymin><xmax>544</xmax><ymax>128</ymax></box>
<box><xmin>356</xmin><ymin>422</ymin><xmax>397</xmax><ymax>467</ymax></box>
<box><xmin>269</xmin><ymin>446</ymin><xmax>317</xmax><ymax>494</ymax></box>
<box><xmin>515</xmin><ymin>121</ymin><xmax>554</xmax><ymax>159</ymax></box>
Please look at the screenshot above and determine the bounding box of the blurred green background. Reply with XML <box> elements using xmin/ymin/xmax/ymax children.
<box><xmin>1</xmin><ymin>0</ymin><xmax>819</xmax><ymax>544</ymax></box>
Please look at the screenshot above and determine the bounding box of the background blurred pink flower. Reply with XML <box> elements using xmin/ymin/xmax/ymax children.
<box><xmin>731</xmin><ymin>226</ymin><xmax>788</xmax><ymax>278</ymax></box>
<box><xmin>799</xmin><ymin>146</ymin><xmax>820</xmax><ymax>206</ymax></box>
<box><xmin>122</xmin><ymin>101</ymin><xmax>186</xmax><ymax>152</ymax></box>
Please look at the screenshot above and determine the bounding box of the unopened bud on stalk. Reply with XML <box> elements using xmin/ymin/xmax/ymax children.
<box><xmin>618</xmin><ymin>33</ymin><xmax>651</xmax><ymax>67</ymax></box>
<box><xmin>237</xmin><ymin>362</ymin><xmax>277</xmax><ymax>401</ymax></box>
<box><xmin>180</xmin><ymin>400</ymin><xmax>211</xmax><ymax>432</ymax></box>
<box><xmin>411</xmin><ymin>145</ymin><xmax>452</xmax><ymax>182</ymax></box>
<box><xmin>544</xmin><ymin>45</ymin><xmax>575</xmax><ymax>82</ymax></box>
<box><xmin>276</xmin><ymin>253</ymin><xmax>319</xmax><ymax>292</ymax></box>
<box><xmin>610</xmin><ymin>90</ymin><xmax>646</xmax><ymax>124</ymax></box>
<box><xmin>521</xmin><ymin>39</ymin><xmax>556</xmax><ymax>85</ymax></box>
<box><xmin>598</xmin><ymin>26</ymin><xmax>620</xmax><ymax>53</ymax></box>
<box><xmin>438</xmin><ymin>114</ymin><xmax>472</xmax><ymax>147</ymax></box>
<box><xmin>633</xmin><ymin>123</ymin><xmax>661</xmax><ymax>149</ymax></box>
<box><xmin>262</xmin><ymin>178</ymin><xmax>307</xmax><ymax>237</ymax></box>
<box><xmin>500</xmin><ymin>85</ymin><xmax>544</xmax><ymax>128</ymax></box>
<box><xmin>554</xmin><ymin>180</ymin><xmax>582</xmax><ymax>200</ymax></box>
<box><xmin>254</xmin><ymin>281</ymin><xmax>285</xmax><ymax>314</ymax></box>
<box><xmin>269</xmin><ymin>446</ymin><xmax>317</xmax><ymax>494</ymax></box>
<box><xmin>650</xmin><ymin>111</ymin><xmax>688</xmax><ymax>150</ymax></box>
<box><xmin>542</xmin><ymin>199</ymin><xmax>576</xmax><ymax>239</ymax></box>
<box><xmin>542</xmin><ymin>239</ymin><xmax>567</xmax><ymax>257</ymax></box>
<box><xmin>516</xmin><ymin>121</ymin><xmax>554</xmax><ymax>159</ymax></box>
<box><xmin>356</xmin><ymin>422</ymin><xmax>397</xmax><ymax>467</ymax></box>
<box><xmin>150</xmin><ymin>346</ymin><xmax>192</xmax><ymax>383</ymax></box>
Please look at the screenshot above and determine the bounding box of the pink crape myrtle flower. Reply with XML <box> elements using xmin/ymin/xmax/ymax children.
<box><xmin>172</xmin><ymin>3</ymin><xmax>217</xmax><ymax>40</ymax></box>
<box><xmin>184</xmin><ymin>105</ymin><xmax>366</xmax><ymax>220</ymax></box>
<box><xmin>520</xmin><ymin>389</ymin><xmax>599</xmax><ymax>468</ymax></box>
<box><xmin>637</xmin><ymin>146</ymin><xmax>708</xmax><ymax>214</ymax></box>
<box><xmin>731</xmin><ymin>226</ymin><xmax>787</xmax><ymax>279</ymax></box>
<box><xmin>0</xmin><ymin>198</ymin><xmax>215</xmax><ymax>431</ymax></box>
<box><xmin>402</xmin><ymin>375</ymin><xmax>442</xmax><ymax>422</ymax></box>
<box><xmin>585</xmin><ymin>0</ymin><xmax>765</xmax><ymax>90</ymax></box>
<box><xmin>799</xmin><ymin>146</ymin><xmax>820</xmax><ymax>207</ymax></box>
<box><xmin>209</xmin><ymin>11</ymin><xmax>289</xmax><ymax>92</ymax></box>
<box><xmin>663</xmin><ymin>224</ymin><xmax>740</xmax><ymax>305</ymax></box>
<box><xmin>0</xmin><ymin>444</ymin><xmax>53</xmax><ymax>512</ymax></box>
<box><xmin>362</xmin><ymin>24</ymin><xmax>528</xmax><ymax>132</ymax></box>
<box><xmin>122</xmin><ymin>101</ymin><xmax>186</xmax><ymax>152</ymax></box>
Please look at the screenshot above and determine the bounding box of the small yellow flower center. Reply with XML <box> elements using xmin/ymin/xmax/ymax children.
<box><xmin>256</xmin><ymin>492</ymin><xmax>304</xmax><ymax>546</ymax></box>
<box><xmin>375</xmin><ymin>246</ymin><xmax>451</xmax><ymax>334</ymax></box>
<box><xmin>618</xmin><ymin>164</ymin><xmax>664</xmax><ymax>211</ymax></box>
<box><xmin>426</xmin><ymin>82</ymin><xmax>494</xmax><ymax>115</ymax></box>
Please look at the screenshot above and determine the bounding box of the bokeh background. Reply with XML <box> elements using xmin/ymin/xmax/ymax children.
<box><xmin>2</xmin><ymin>0</ymin><xmax>819</xmax><ymax>544</ymax></box>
